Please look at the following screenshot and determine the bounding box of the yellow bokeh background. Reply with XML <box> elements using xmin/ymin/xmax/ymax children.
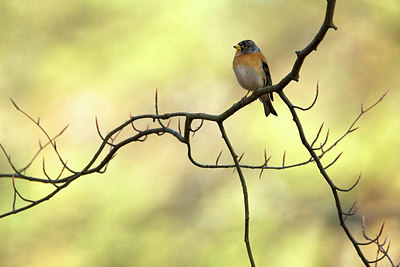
<box><xmin>1</xmin><ymin>1</ymin><xmax>399</xmax><ymax>266</ymax></box>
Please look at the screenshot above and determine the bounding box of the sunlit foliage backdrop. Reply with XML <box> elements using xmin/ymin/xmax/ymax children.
<box><xmin>0</xmin><ymin>1</ymin><xmax>399</xmax><ymax>266</ymax></box>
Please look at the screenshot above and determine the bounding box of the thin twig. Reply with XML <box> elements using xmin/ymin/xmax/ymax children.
<box><xmin>293</xmin><ymin>81</ymin><xmax>319</xmax><ymax>111</ymax></box>
<box><xmin>10</xmin><ymin>98</ymin><xmax>75</xmax><ymax>174</ymax></box>
<box><xmin>218</xmin><ymin>122</ymin><xmax>255</xmax><ymax>267</ymax></box>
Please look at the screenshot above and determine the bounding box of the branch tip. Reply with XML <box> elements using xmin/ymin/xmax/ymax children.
<box><xmin>10</xmin><ymin>98</ymin><xmax>20</xmax><ymax>110</ymax></box>
<box><xmin>215</xmin><ymin>150</ymin><xmax>223</xmax><ymax>166</ymax></box>
<box><xmin>259</xmin><ymin>168</ymin><xmax>264</xmax><ymax>179</ymax></box>
<box><xmin>293</xmin><ymin>81</ymin><xmax>320</xmax><ymax>111</ymax></box>
<box><xmin>282</xmin><ymin>150</ymin><xmax>286</xmax><ymax>167</ymax></box>
<box><xmin>178</xmin><ymin>118</ymin><xmax>181</xmax><ymax>134</ymax></box>
<box><xmin>238</xmin><ymin>153</ymin><xmax>244</xmax><ymax>163</ymax></box>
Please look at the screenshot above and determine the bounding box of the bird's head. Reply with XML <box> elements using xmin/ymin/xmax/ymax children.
<box><xmin>233</xmin><ymin>40</ymin><xmax>260</xmax><ymax>54</ymax></box>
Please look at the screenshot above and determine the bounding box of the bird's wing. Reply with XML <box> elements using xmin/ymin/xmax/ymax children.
<box><xmin>261</xmin><ymin>61</ymin><xmax>272</xmax><ymax>87</ymax></box>
<box><xmin>260</xmin><ymin>54</ymin><xmax>273</xmax><ymax>101</ymax></box>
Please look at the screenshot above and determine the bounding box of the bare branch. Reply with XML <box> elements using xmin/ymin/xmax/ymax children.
<box><xmin>218</xmin><ymin>122</ymin><xmax>255</xmax><ymax>266</ymax></box>
<box><xmin>282</xmin><ymin>150</ymin><xmax>286</xmax><ymax>167</ymax></box>
<box><xmin>3</xmin><ymin>1</ymin><xmax>397</xmax><ymax>266</ymax></box>
<box><xmin>95</xmin><ymin>116</ymin><xmax>105</xmax><ymax>140</ymax></box>
<box><xmin>343</xmin><ymin>200</ymin><xmax>359</xmax><ymax>221</ymax></box>
<box><xmin>311</xmin><ymin>122</ymin><xmax>324</xmax><ymax>148</ymax></box>
<box><xmin>293</xmin><ymin>81</ymin><xmax>319</xmax><ymax>111</ymax></box>
<box><xmin>11</xmin><ymin>174</ymin><xmax>34</xmax><ymax>204</ymax></box>
<box><xmin>337</xmin><ymin>173</ymin><xmax>362</xmax><ymax>192</ymax></box>
<box><xmin>0</xmin><ymin>144</ymin><xmax>25</xmax><ymax>177</ymax></box>
<box><xmin>190</xmin><ymin>119</ymin><xmax>204</xmax><ymax>138</ymax></box>
<box><xmin>42</xmin><ymin>158</ymin><xmax>59</xmax><ymax>188</ymax></box>
<box><xmin>324</xmin><ymin>152</ymin><xmax>343</xmax><ymax>169</ymax></box>
<box><xmin>215</xmin><ymin>150</ymin><xmax>223</xmax><ymax>166</ymax></box>
<box><xmin>313</xmin><ymin>128</ymin><xmax>330</xmax><ymax>151</ymax></box>
<box><xmin>10</xmin><ymin>99</ymin><xmax>75</xmax><ymax>174</ymax></box>
<box><xmin>320</xmin><ymin>91</ymin><xmax>388</xmax><ymax>157</ymax></box>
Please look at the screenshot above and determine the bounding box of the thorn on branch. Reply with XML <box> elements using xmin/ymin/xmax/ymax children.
<box><xmin>10</xmin><ymin>98</ymin><xmax>20</xmax><ymax>110</ymax></box>
<box><xmin>259</xmin><ymin>149</ymin><xmax>272</xmax><ymax>179</ymax></box>
<box><xmin>216</xmin><ymin>150</ymin><xmax>223</xmax><ymax>166</ymax></box>
<box><xmin>264</xmin><ymin>149</ymin><xmax>267</xmax><ymax>163</ymax></box>
<box><xmin>178</xmin><ymin>118</ymin><xmax>182</xmax><ymax>135</ymax></box>
<box><xmin>154</xmin><ymin>89</ymin><xmax>167</xmax><ymax>128</ymax></box>
<box><xmin>259</xmin><ymin>168</ymin><xmax>264</xmax><ymax>179</ymax></box>
<box><xmin>315</xmin><ymin>128</ymin><xmax>330</xmax><ymax>152</ymax></box>
<box><xmin>330</xmin><ymin>24</ymin><xmax>338</xmax><ymax>30</ymax></box>
<box><xmin>130</xmin><ymin>118</ymin><xmax>141</xmax><ymax>133</ymax></box>
<box><xmin>233</xmin><ymin>153</ymin><xmax>245</xmax><ymax>173</ymax></box>
<box><xmin>343</xmin><ymin>200</ymin><xmax>359</xmax><ymax>221</ymax></box>
<box><xmin>282</xmin><ymin>150</ymin><xmax>286</xmax><ymax>167</ymax></box>
<box><xmin>311</xmin><ymin>122</ymin><xmax>324</xmax><ymax>148</ymax></box>
<box><xmin>321</xmin><ymin>129</ymin><xmax>330</xmax><ymax>148</ymax></box>
<box><xmin>95</xmin><ymin>116</ymin><xmax>105</xmax><ymax>141</ymax></box>
<box><xmin>324</xmin><ymin>152</ymin><xmax>342</xmax><ymax>169</ymax></box>
<box><xmin>238</xmin><ymin>153</ymin><xmax>244</xmax><ymax>163</ymax></box>
<box><xmin>154</xmin><ymin>89</ymin><xmax>158</xmax><ymax>119</ymax></box>
<box><xmin>380</xmin><ymin>236</ymin><xmax>388</xmax><ymax>248</ymax></box>
<box><xmin>348</xmin><ymin>127</ymin><xmax>359</xmax><ymax>133</ymax></box>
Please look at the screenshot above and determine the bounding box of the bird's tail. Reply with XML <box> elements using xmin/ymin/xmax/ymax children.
<box><xmin>260</xmin><ymin>93</ymin><xmax>277</xmax><ymax>117</ymax></box>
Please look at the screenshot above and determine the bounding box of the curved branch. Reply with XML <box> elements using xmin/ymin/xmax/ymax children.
<box><xmin>3</xmin><ymin>1</ymin><xmax>397</xmax><ymax>266</ymax></box>
<box><xmin>293</xmin><ymin>81</ymin><xmax>320</xmax><ymax>111</ymax></box>
<box><xmin>277</xmin><ymin>90</ymin><xmax>370</xmax><ymax>265</ymax></box>
<box><xmin>218</xmin><ymin>122</ymin><xmax>255</xmax><ymax>266</ymax></box>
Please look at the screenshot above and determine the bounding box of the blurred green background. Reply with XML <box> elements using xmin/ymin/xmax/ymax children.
<box><xmin>1</xmin><ymin>0</ymin><xmax>399</xmax><ymax>266</ymax></box>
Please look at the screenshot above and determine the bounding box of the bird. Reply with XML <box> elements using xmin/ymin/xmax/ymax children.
<box><xmin>232</xmin><ymin>39</ymin><xmax>277</xmax><ymax>117</ymax></box>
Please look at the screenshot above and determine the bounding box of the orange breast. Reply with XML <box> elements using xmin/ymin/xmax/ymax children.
<box><xmin>233</xmin><ymin>52</ymin><xmax>266</xmax><ymax>91</ymax></box>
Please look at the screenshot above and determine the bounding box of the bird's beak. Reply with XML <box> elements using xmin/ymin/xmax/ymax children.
<box><xmin>233</xmin><ymin>45</ymin><xmax>241</xmax><ymax>51</ymax></box>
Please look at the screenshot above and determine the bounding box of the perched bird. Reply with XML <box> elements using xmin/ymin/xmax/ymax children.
<box><xmin>233</xmin><ymin>40</ymin><xmax>277</xmax><ymax>117</ymax></box>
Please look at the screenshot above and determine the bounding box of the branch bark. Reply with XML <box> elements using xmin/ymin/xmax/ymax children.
<box><xmin>1</xmin><ymin>0</ymin><xmax>398</xmax><ymax>266</ymax></box>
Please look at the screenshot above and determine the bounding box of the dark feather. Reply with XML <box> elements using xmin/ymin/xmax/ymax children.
<box><xmin>262</xmin><ymin>61</ymin><xmax>274</xmax><ymax>102</ymax></box>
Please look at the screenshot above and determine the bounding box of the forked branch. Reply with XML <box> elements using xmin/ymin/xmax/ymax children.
<box><xmin>1</xmin><ymin>0</ymin><xmax>398</xmax><ymax>266</ymax></box>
